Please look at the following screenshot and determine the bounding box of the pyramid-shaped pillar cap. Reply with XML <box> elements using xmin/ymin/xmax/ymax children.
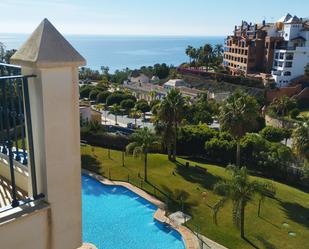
<box><xmin>11</xmin><ymin>18</ymin><xmax>86</xmax><ymax>68</ymax></box>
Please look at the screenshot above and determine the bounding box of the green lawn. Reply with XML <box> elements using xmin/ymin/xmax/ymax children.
<box><xmin>81</xmin><ymin>145</ymin><xmax>309</xmax><ymax>249</ymax></box>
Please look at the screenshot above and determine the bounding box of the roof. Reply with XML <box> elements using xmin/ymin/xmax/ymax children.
<box><xmin>164</xmin><ymin>79</ymin><xmax>186</xmax><ymax>87</ymax></box>
<box><xmin>11</xmin><ymin>18</ymin><xmax>86</xmax><ymax>68</ymax></box>
<box><xmin>285</xmin><ymin>15</ymin><xmax>300</xmax><ymax>24</ymax></box>
<box><xmin>277</xmin><ymin>13</ymin><xmax>292</xmax><ymax>23</ymax></box>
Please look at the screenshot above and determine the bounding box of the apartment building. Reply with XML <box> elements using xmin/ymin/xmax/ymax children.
<box><xmin>223</xmin><ymin>20</ymin><xmax>281</xmax><ymax>76</ymax></box>
<box><xmin>223</xmin><ymin>14</ymin><xmax>309</xmax><ymax>88</ymax></box>
<box><xmin>271</xmin><ymin>14</ymin><xmax>309</xmax><ymax>87</ymax></box>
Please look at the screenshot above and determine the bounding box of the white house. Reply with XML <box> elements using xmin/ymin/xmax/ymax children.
<box><xmin>271</xmin><ymin>14</ymin><xmax>309</xmax><ymax>87</ymax></box>
<box><xmin>163</xmin><ymin>79</ymin><xmax>187</xmax><ymax>90</ymax></box>
<box><xmin>128</xmin><ymin>70</ymin><xmax>150</xmax><ymax>84</ymax></box>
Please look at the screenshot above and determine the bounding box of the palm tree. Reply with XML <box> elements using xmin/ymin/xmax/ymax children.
<box><xmin>213</xmin><ymin>165</ymin><xmax>275</xmax><ymax>239</ymax></box>
<box><xmin>292</xmin><ymin>116</ymin><xmax>309</xmax><ymax>162</ymax></box>
<box><xmin>108</xmin><ymin>104</ymin><xmax>121</xmax><ymax>125</ymax></box>
<box><xmin>213</xmin><ymin>44</ymin><xmax>224</xmax><ymax>65</ymax></box>
<box><xmin>130</xmin><ymin>107</ymin><xmax>142</xmax><ymax>127</ymax></box>
<box><xmin>185</xmin><ymin>45</ymin><xmax>193</xmax><ymax>64</ymax></box>
<box><xmin>218</xmin><ymin>91</ymin><xmax>259</xmax><ymax>167</ymax></box>
<box><xmin>203</xmin><ymin>44</ymin><xmax>213</xmax><ymax>70</ymax></box>
<box><xmin>156</xmin><ymin>89</ymin><xmax>185</xmax><ymax>161</ymax></box>
<box><xmin>126</xmin><ymin>128</ymin><xmax>159</xmax><ymax>182</ymax></box>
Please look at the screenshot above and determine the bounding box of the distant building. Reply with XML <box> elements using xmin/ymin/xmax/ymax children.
<box><xmin>271</xmin><ymin>14</ymin><xmax>309</xmax><ymax>87</ymax></box>
<box><xmin>223</xmin><ymin>14</ymin><xmax>309</xmax><ymax>88</ymax></box>
<box><xmin>163</xmin><ymin>79</ymin><xmax>187</xmax><ymax>90</ymax></box>
<box><xmin>223</xmin><ymin>19</ymin><xmax>282</xmax><ymax>77</ymax></box>
<box><xmin>150</xmin><ymin>75</ymin><xmax>160</xmax><ymax>84</ymax></box>
<box><xmin>128</xmin><ymin>70</ymin><xmax>150</xmax><ymax>84</ymax></box>
<box><xmin>80</xmin><ymin>103</ymin><xmax>101</xmax><ymax>125</ymax></box>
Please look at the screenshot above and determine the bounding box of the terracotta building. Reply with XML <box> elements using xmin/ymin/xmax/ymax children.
<box><xmin>223</xmin><ymin>20</ymin><xmax>283</xmax><ymax>76</ymax></box>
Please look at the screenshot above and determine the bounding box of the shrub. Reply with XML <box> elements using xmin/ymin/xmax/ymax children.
<box><xmin>177</xmin><ymin>124</ymin><xmax>217</xmax><ymax>155</ymax></box>
<box><xmin>89</xmin><ymin>89</ymin><xmax>100</xmax><ymax>101</ymax></box>
<box><xmin>120</xmin><ymin>99</ymin><xmax>136</xmax><ymax>111</ymax></box>
<box><xmin>97</xmin><ymin>91</ymin><xmax>111</xmax><ymax>103</ymax></box>
<box><xmin>205</xmin><ymin>137</ymin><xmax>235</xmax><ymax>164</ymax></box>
<box><xmin>289</xmin><ymin>108</ymin><xmax>300</xmax><ymax>119</ymax></box>
<box><xmin>259</xmin><ymin>126</ymin><xmax>286</xmax><ymax>143</ymax></box>
<box><xmin>80</xmin><ymin>85</ymin><xmax>95</xmax><ymax>99</ymax></box>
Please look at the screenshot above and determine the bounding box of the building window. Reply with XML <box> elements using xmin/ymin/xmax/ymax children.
<box><xmin>279</xmin><ymin>53</ymin><xmax>284</xmax><ymax>59</ymax></box>
<box><xmin>284</xmin><ymin>71</ymin><xmax>291</xmax><ymax>76</ymax></box>
<box><xmin>286</xmin><ymin>53</ymin><xmax>293</xmax><ymax>60</ymax></box>
<box><xmin>274</xmin><ymin>61</ymin><xmax>278</xmax><ymax>67</ymax></box>
<box><xmin>278</xmin><ymin>61</ymin><xmax>283</xmax><ymax>67</ymax></box>
<box><xmin>275</xmin><ymin>52</ymin><xmax>279</xmax><ymax>59</ymax></box>
<box><xmin>285</xmin><ymin>62</ymin><xmax>293</xmax><ymax>68</ymax></box>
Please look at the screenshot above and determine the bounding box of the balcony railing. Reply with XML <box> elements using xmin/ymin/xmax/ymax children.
<box><xmin>0</xmin><ymin>63</ymin><xmax>39</xmax><ymax>210</ymax></box>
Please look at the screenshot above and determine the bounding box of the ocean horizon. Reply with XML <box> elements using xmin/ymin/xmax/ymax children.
<box><xmin>0</xmin><ymin>33</ymin><xmax>224</xmax><ymax>72</ymax></box>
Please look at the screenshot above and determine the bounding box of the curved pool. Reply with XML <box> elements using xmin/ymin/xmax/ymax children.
<box><xmin>82</xmin><ymin>175</ymin><xmax>185</xmax><ymax>249</ymax></box>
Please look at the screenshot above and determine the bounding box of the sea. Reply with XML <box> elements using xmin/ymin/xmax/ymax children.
<box><xmin>0</xmin><ymin>33</ymin><xmax>224</xmax><ymax>72</ymax></box>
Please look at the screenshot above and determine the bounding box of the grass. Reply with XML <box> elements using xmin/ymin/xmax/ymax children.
<box><xmin>81</xmin><ymin>145</ymin><xmax>309</xmax><ymax>249</ymax></box>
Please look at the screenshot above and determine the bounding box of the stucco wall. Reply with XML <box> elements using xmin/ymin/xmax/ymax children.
<box><xmin>0</xmin><ymin>206</ymin><xmax>50</xmax><ymax>249</ymax></box>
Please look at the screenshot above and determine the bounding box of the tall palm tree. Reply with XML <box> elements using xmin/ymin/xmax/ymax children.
<box><xmin>156</xmin><ymin>89</ymin><xmax>185</xmax><ymax>161</ymax></box>
<box><xmin>214</xmin><ymin>44</ymin><xmax>224</xmax><ymax>65</ymax></box>
<box><xmin>185</xmin><ymin>45</ymin><xmax>193</xmax><ymax>64</ymax></box>
<box><xmin>108</xmin><ymin>104</ymin><xmax>121</xmax><ymax>125</ymax></box>
<box><xmin>218</xmin><ymin>91</ymin><xmax>259</xmax><ymax>167</ymax></box>
<box><xmin>203</xmin><ymin>44</ymin><xmax>213</xmax><ymax>70</ymax></box>
<box><xmin>126</xmin><ymin>128</ymin><xmax>159</xmax><ymax>182</ymax></box>
<box><xmin>213</xmin><ymin>165</ymin><xmax>275</xmax><ymax>239</ymax></box>
<box><xmin>292</xmin><ymin>116</ymin><xmax>309</xmax><ymax>162</ymax></box>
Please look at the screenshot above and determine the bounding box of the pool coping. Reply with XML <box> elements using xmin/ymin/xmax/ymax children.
<box><xmin>82</xmin><ymin>169</ymin><xmax>200</xmax><ymax>249</ymax></box>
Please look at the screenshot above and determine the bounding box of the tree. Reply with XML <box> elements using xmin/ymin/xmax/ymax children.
<box><xmin>135</xmin><ymin>100</ymin><xmax>151</xmax><ymax>121</ymax></box>
<box><xmin>0</xmin><ymin>42</ymin><xmax>5</xmax><ymax>62</ymax></box>
<box><xmin>129</xmin><ymin>108</ymin><xmax>142</xmax><ymax>127</ymax></box>
<box><xmin>126</xmin><ymin>128</ymin><xmax>159</xmax><ymax>182</ymax></box>
<box><xmin>89</xmin><ymin>89</ymin><xmax>100</xmax><ymax>101</ymax></box>
<box><xmin>185</xmin><ymin>45</ymin><xmax>194</xmax><ymax>64</ymax></box>
<box><xmin>120</xmin><ymin>99</ymin><xmax>135</xmax><ymax>113</ymax></box>
<box><xmin>97</xmin><ymin>91</ymin><xmax>110</xmax><ymax>103</ymax></box>
<box><xmin>259</xmin><ymin>126</ymin><xmax>286</xmax><ymax>143</ymax></box>
<box><xmin>219</xmin><ymin>91</ymin><xmax>259</xmax><ymax>167</ymax></box>
<box><xmin>268</xmin><ymin>96</ymin><xmax>297</xmax><ymax>117</ymax></box>
<box><xmin>108</xmin><ymin>104</ymin><xmax>122</xmax><ymax>125</ymax></box>
<box><xmin>156</xmin><ymin>89</ymin><xmax>185</xmax><ymax>161</ymax></box>
<box><xmin>292</xmin><ymin>116</ymin><xmax>309</xmax><ymax>162</ymax></box>
<box><xmin>213</xmin><ymin>165</ymin><xmax>275</xmax><ymax>238</ymax></box>
<box><xmin>4</xmin><ymin>49</ymin><xmax>17</xmax><ymax>63</ymax></box>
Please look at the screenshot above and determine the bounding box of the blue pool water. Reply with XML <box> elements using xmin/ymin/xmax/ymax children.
<box><xmin>82</xmin><ymin>175</ymin><xmax>185</xmax><ymax>249</ymax></box>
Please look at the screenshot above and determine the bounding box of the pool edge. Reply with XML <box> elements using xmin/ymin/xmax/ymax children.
<box><xmin>82</xmin><ymin>169</ymin><xmax>200</xmax><ymax>249</ymax></box>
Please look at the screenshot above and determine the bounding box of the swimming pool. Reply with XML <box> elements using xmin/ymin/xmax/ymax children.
<box><xmin>82</xmin><ymin>175</ymin><xmax>185</xmax><ymax>249</ymax></box>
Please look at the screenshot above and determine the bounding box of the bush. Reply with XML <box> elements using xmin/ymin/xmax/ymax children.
<box><xmin>177</xmin><ymin>124</ymin><xmax>217</xmax><ymax>155</ymax></box>
<box><xmin>289</xmin><ymin>108</ymin><xmax>300</xmax><ymax>119</ymax></box>
<box><xmin>240</xmin><ymin>133</ymin><xmax>294</xmax><ymax>175</ymax></box>
<box><xmin>205</xmin><ymin>137</ymin><xmax>235</xmax><ymax>164</ymax></box>
<box><xmin>97</xmin><ymin>91</ymin><xmax>111</xmax><ymax>103</ymax></box>
<box><xmin>89</xmin><ymin>89</ymin><xmax>100</xmax><ymax>101</ymax></box>
<box><xmin>120</xmin><ymin>99</ymin><xmax>136</xmax><ymax>111</ymax></box>
<box><xmin>259</xmin><ymin>126</ymin><xmax>286</xmax><ymax>143</ymax></box>
<box><xmin>81</xmin><ymin>129</ymin><xmax>130</xmax><ymax>150</ymax></box>
<box><xmin>80</xmin><ymin>85</ymin><xmax>95</xmax><ymax>99</ymax></box>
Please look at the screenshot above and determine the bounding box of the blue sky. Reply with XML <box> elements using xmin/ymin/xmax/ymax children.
<box><xmin>1</xmin><ymin>0</ymin><xmax>309</xmax><ymax>36</ymax></box>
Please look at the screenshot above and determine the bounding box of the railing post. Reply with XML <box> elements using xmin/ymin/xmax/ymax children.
<box><xmin>11</xmin><ymin>18</ymin><xmax>86</xmax><ymax>249</ymax></box>
<box><xmin>22</xmin><ymin>77</ymin><xmax>38</xmax><ymax>198</ymax></box>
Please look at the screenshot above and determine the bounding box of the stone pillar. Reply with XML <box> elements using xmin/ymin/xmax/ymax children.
<box><xmin>11</xmin><ymin>19</ymin><xmax>86</xmax><ymax>249</ymax></box>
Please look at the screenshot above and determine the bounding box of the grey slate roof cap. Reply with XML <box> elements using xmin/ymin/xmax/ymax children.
<box><xmin>11</xmin><ymin>18</ymin><xmax>86</xmax><ymax>68</ymax></box>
